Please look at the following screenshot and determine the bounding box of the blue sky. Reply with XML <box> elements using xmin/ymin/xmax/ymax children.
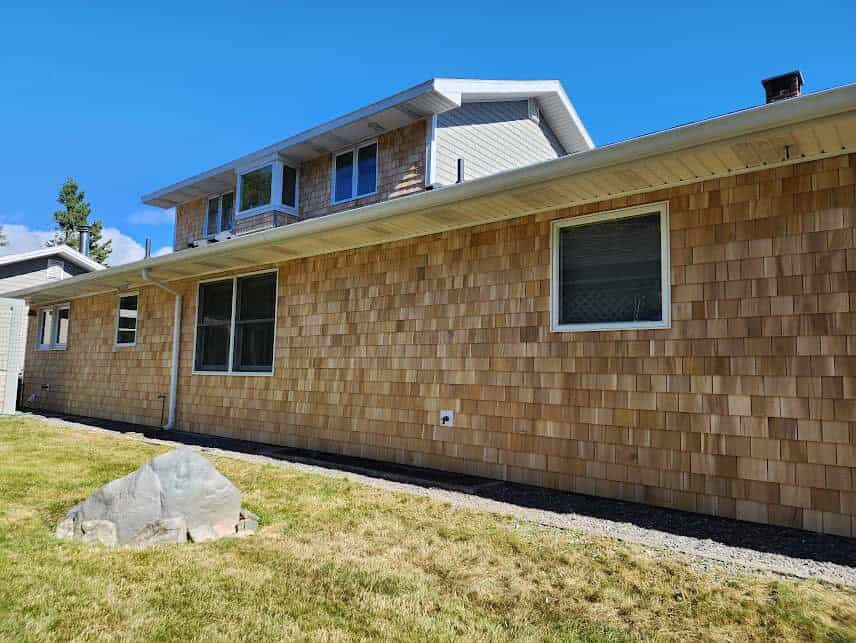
<box><xmin>1</xmin><ymin>1</ymin><xmax>853</xmax><ymax>263</ymax></box>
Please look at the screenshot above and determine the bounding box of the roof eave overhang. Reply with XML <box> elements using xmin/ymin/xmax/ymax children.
<box><xmin>16</xmin><ymin>83</ymin><xmax>856</xmax><ymax>307</ymax></box>
<box><xmin>141</xmin><ymin>78</ymin><xmax>593</xmax><ymax>209</ymax></box>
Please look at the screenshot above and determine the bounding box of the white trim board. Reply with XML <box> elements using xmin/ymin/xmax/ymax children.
<box><xmin>550</xmin><ymin>201</ymin><xmax>671</xmax><ymax>333</ymax></box>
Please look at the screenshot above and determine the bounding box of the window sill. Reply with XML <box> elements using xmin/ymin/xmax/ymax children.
<box><xmin>551</xmin><ymin>319</ymin><xmax>671</xmax><ymax>333</ymax></box>
<box><xmin>236</xmin><ymin>203</ymin><xmax>297</xmax><ymax>220</ymax></box>
<box><xmin>36</xmin><ymin>345</ymin><xmax>67</xmax><ymax>352</ymax></box>
<box><xmin>191</xmin><ymin>370</ymin><xmax>274</xmax><ymax>377</ymax></box>
<box><xmin>331</xmin><ymin>189</ymin><xmax>378</xmax><ymax>206</ymax></box>
<box><xmin>113</xmin><ymin>343</ymin><xmax>137</xmax><ymax>349</ymax></box>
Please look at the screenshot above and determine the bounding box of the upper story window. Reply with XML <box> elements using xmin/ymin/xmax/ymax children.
<box><xmin>239</xmin><ymin>165</ymin><xmax>272</xmax><ymax>212</ymax></box>
<box><xmin>206</xmin><ymin>192</ymin><xmax>234</xmax><ymax>236</ymax></box>
<box><xmin>194</xmin><ymin>271</ymin><xmax>277</xmax><ymax>375</ymax></box>
<box><xmin>550</xmin><ymin>202</ymin><xmax>671</xmax><ymax>333</ymax></box>
<box><xmin>46</xmin><ymin>259</ymin><xmax>64</xmax><ymax>280</ymax></box>
<box><xmin>115</xmin><ymin>293</ymin><xmax>139</xmax><ymax>346</ymax></box>
<box><xmin>235</xmin><ymin>160</ymin><xmax>298</xmax><ymax>219</ymax></box>
<box><xmin>333</xmin><ymin>141</ymin><xmax>377</xmax><ymax>204</ymax></box>
<box><xmin>37</xmin><ymin>303</ymin><xmax>70</xmax><ymax>350</ymax></box>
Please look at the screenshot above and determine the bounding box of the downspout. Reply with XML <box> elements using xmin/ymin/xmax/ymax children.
<box><xmin>141</xmin><ymin>268</ymin><xmax>181</xmax><ymax>430</ymax></box>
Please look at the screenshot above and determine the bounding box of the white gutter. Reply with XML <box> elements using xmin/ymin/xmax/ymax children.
<box><xmin>141</xmin><ymin>268</ymin><xmax>181</xmax><ymax>430</ymax></box>
<box><xmin>8</xmin><ymin>82</ymin><xmax>856</xmax><ymax>307</ymax></box>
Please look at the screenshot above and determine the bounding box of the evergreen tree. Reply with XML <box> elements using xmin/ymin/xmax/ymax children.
<box><xmin>0</xmin><ymin>225</ymin><xmax>6</xmax><ymax>247</ymax></box>
<box><xmin>46</xmin><ymin>178</ymin><xmax>111</xmax><ymax>264</ymax></box>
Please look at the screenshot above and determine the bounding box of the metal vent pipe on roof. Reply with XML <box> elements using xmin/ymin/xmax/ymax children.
<box><xmin>456</xmin><ymin>158</ymin><xmax>465</xmax><ymax>183</ymax></box>
<box><xmin>77</xmin><ymin>225</ymin><xmax>91</xmax><ymax>257</ymax></box>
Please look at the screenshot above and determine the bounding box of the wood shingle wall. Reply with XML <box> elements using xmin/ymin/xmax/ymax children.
<box><xmin>172</xmin><ymin>120</ymin><xmax>427</xmax><ymax>249</ymax></box>
<box><xmin>25</xmin><ymin>153</ymin><xmax>856</xmax><ymax>536</ymax></box>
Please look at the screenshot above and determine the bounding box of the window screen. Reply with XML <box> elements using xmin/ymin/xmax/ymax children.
<box><xmin>356</xmin><ymin>143</ymin><xmax>377</xmax><ymax>196</ymax></box>
<box><xmin>39</xmin><ymin>309</ymin><xmax>54</xmax><ymax>346</ymax></box>
<box><xmin>220</xmin><ymin>192</ymin><xmax>234</xmax><ymax>231</ymax></box>
<box><xmin>194</xmin><ymin>272</ymin><xmax>276</xmax><ymax>374</ymax></box>
<box><xmin>334</xmin><ymin>152</ymin><xmax>354</xmax><ymax>202</ymax></box>
<box><xmin>282</xmin><ymin>165</ymin><xmax>297</xmax><ymax>208</ymax></box>
<box><xmin>55</xmin><ymin>307</ymin><xmax>70</xmax><ymax>346</ymax></box>
<box><xmin>233</xmin><ymin>273</ymin><xmax>276</xmax><ymax>372</ymax></box>
<box><xmin>195</xmin><ymin>280</ymin><xmax>234</xmax><ymax>371</ymax></box>
<box><xmin>206</xmin><ymin>197</ymin><xmax>219</xmax><ymax>235</ymax></box>
<box><xmin>557</xmin><ymin>213</ymin><xmax>663</xmax><ymax>326</ymax></box>
<box><xmin>116</xmin><ymin>294</ymin><xmax>138</xmax><ymax>345</ymax></box>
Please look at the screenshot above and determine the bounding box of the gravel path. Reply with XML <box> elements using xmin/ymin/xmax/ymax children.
<box><xmin>36</xmin><ymin>414</ymin><xmax>856</xmax><ymax>588</ymax></box>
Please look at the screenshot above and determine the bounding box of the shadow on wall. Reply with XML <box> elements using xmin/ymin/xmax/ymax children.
<box><xmin>27</xmin><ymin>408</ymin><xmax>856</xmax><ymax>568</ymax></box>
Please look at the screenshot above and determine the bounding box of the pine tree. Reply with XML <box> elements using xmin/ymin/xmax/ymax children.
<box><xmin>46</xmin><ymin>178</ymin><xmax>112</xmax><ymax>264</ymax></box>
<box><xmin>0</xmin><ymin>225</ymin><xmax>6</xmax><ymax>247</ymax></box>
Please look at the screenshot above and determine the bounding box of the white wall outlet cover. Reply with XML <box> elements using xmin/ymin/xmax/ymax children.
<box><xmin>440</xmin><ymin>410</ymin><xmax>454</xmax><ymax>426</ymax></box>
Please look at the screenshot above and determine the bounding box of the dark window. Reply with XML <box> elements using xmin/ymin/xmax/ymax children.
<box><xmin>116</xmin><ymin>294</ymin><xmax>138</xmax><ymax>345</ymax></box>
<box><xmin>195</xmin><ymin>280</ymin><xmax>234</xmax><ymax>371</ymax></box>
<box><xmin>206</xmin><ymin>192</ymin><xmax>234</xmax><ymax>235</ymax></box>
<box><xmin>206</xmin><ymin>197</ymin><xmax>219</xmax><ymax>235</ymax></box>
<box><xmin>282</xmin><ymin>165</ymin><xmax>297</xmax><ymax>208</ymax></box>
<box><xmin>239</xmin><ymin>165</ymin><xmax>272</xmax><ymax>212</ymax></box>
<box><xmin>356</xmin><ymin>143</ymin><xmax>377</xmax><ymax>196</ymax></box>
<box><xmin>220</xmin><ymin>192</ymin><xmax>234</xmax><ymax>231</ymax></box>
<box><xmin>557</xmin><ymin>213</ymin><xmax>663</xmax><ymax>326</ymax></box>
<box><xmin>334</xmin><ymin>152</ymin><xmax>354</xmax><ymax>202</ymax></box>
<box><xmin>194</xmin><ymin>272</ymin><xmax>276</xmax><ymax>373</ymax></box>
<box><xmin>233</xmin><ymin>273</ymin><xmax>276</xmax><ymax>372</ymax></box>
<box><xmin>333</xmin><ymin>142</ymin><xmax>377</xmax><ymax>203</ymax></box>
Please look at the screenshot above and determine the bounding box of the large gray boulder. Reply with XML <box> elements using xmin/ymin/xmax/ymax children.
<box><xmin>56</xmin><ymin>447</ymin><xmax>253</xmax><ymax>547</ymax></box>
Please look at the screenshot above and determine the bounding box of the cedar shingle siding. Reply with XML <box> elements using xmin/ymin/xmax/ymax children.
<box><xmin>24</xmin><ymin>153</ymin><xmax>856</xmax><ymax>537</ymax></box>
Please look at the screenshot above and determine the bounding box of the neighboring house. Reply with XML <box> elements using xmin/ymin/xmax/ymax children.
<box><xmin>0</xmin><ymin>245</ymin><xmax>102</xmax><ymax>413</ymax></box>
<box><xmin>11</xmin><ymin>73</ymin><xmax>856</xmax><ymax>537</ymax></box>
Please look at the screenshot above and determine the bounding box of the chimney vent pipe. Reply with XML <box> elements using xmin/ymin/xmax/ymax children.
<box><xmin>77</xmin><ymin>225</ymin><xmax>91</xmax><ymax>257</ymax></box>
<box><xmin>456</xmin><ymin>158</ymin><xmax>465</xmax><ymax>183</ymax></box>
<box><xmin>145</xmin><ymin>238</ymin><xmax>152</xmax><ymax>258</ymax></box>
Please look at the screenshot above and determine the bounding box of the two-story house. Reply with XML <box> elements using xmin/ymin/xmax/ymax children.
<box><xmin>12</xmin><ymin>73</ymin><xmax>856</xmax><ymax>537</ymax></box>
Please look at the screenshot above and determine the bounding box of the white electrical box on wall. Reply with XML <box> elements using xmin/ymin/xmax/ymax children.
<box><xmin>440</xmin><ymin>410</ymin><xmax>454</xmax><ymax>427</ymax></box>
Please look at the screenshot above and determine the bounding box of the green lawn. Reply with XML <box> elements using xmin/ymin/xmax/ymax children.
<box><xmin>1</xmin><ymin>417</ymin><xmax>855</xmax><ymax>642</ymax></box>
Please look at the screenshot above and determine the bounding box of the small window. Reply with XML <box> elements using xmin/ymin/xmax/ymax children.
<box><xmin>194</xmin><ymin>271</ymin><xmax>277</xmax><ymax>374</ymax></box>
<box><xmin>332</xmin><ymin>141</ymin><xmax>377</xmax><ymax>203</ymax></box>
<box><xmin>239</xmin><ymin>165</ymin><xmax>272</xmax><ymax>212</ymax></box>
<box><xmin>206</xmin><ymin>192</ymin><xmax>235</xmax><ymax>236</ymax></box>
<box><xmin>282</xmin><ymin>165</ymin><xmax>297</xmax><ymax>208</ymax></box>
<box><xmin>551</xmin><ymin>203</ymin><xmax>670</xmax><ymax>332</ymax></box>
<box><xmin>116</xmin><ymin>294</ymin><xmax>139</xmax><ymax>346</ymax></box>
<box><xmin>37</xmin><ymin>304</ymin><xmax>69</xmax><ymax>350</ymax></box>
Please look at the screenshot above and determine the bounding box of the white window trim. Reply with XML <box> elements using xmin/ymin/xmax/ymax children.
<box><xmin>36</xmin><ymin>303</ymin><xmax>70</xmax><ymax>351</ymax></box>
<box><xmin>331</xmin><ymin>139</ymin><xmax>378</xmax><ymax>205</ymax></box>
<box><xmin>204</xmin><ymin>191</ymin><xmax>235</xmax><ymax>238</ymax></box>
<box><xmin>550</xmin><ymin>201</ymin><xmax>671</xmax><ymax>333</ymax></box>
<box><xmin>235</xmin><ymin>159</ymin><xmax>299</xmax><ymax>221</ymax></box>
<box><xmin>191</xmin><ymin>268</ymin><xmax>278</xmax><ymax>377</ymax></box>
<box><xmin>114</xmin><ymin>291</ymin><xmax>139</xmax><ymax>348</ymax></box>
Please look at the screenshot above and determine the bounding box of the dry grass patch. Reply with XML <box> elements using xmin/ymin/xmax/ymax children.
<box><xmin>1</xmin><ymin>416</ymin><xmax>855</xmax><ymax>642</ymax></box>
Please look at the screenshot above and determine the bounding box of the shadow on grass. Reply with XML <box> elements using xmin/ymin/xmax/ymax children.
<box><xmin>27</xmin><ymin>409</ymin><xmax>856</xmax><ymax>568</ymax></box>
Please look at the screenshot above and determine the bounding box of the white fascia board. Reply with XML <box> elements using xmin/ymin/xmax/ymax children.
<box><xmin>433</xmin><ymin>78</ymin><xmax>594</xmax><ymax>153</ymax></box>
<box><xmin>32</xmin><ymin>81</ymin><xmax>855</xmax><ymax>307</ymax></box>
<box><xmin>0</xmin><ymin>245</ymin><xmax>103</xmax><ymax>272</ymax></box>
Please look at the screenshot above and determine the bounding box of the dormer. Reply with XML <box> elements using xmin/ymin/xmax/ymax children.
<box><xmin>142</xmin><ymin>79</ymin><xmax>593</xmax><ymax>251</ymax></box>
